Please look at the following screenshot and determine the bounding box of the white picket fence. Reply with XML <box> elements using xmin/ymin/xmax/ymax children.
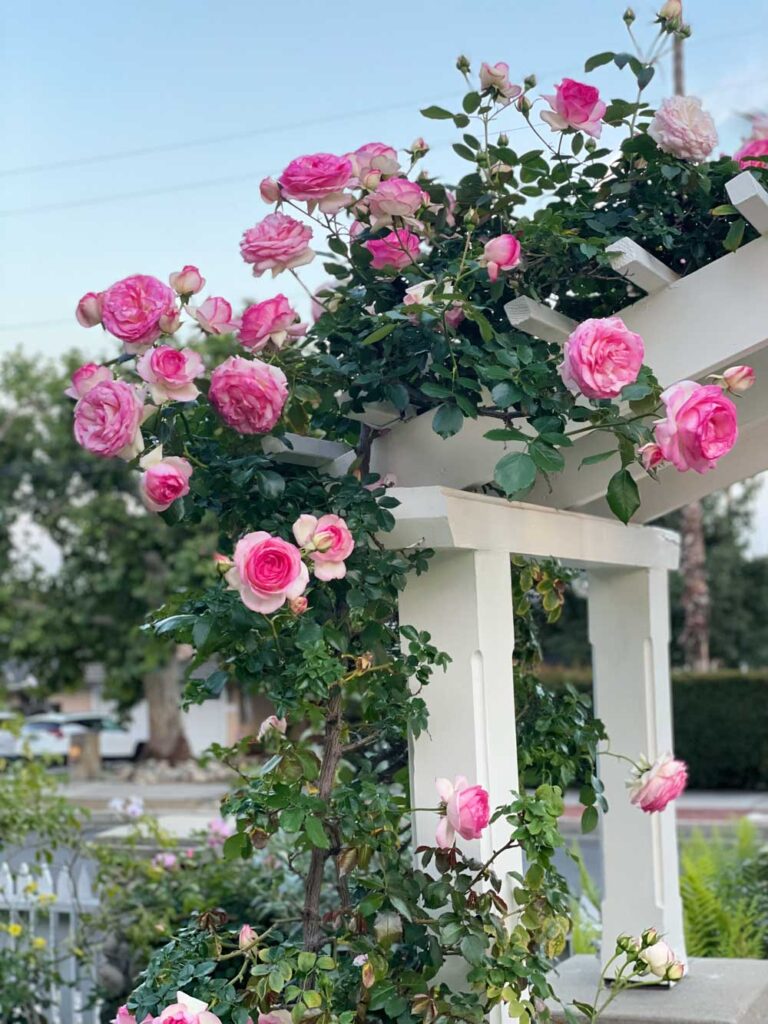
<box><xmin>0</xmin><ymin>860</ymin><xmax>102</xmax><ymax>1024</ymax></box>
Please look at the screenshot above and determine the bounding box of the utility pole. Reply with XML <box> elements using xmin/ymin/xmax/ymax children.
<box><xmin>673</xmin><ymin>35</ymin><xmax>685</xmax><ymax>96</ymax></box>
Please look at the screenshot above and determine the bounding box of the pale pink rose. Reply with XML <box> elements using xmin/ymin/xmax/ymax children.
<box><xmin>239</xmin><ymin>923</ymin><xmax>257</xmax><ymax>949</ymax></box>
<box><xmin>629</xmin><ymin>753</ymin><xmax>688</xmax><ymax>813</ymax></box>
<box><xmin>225</xmin><ymin>531</ymin><xmax>309</xmax><ymax>614</ymax></box>
<box><xmin>480</xmin><ymin>234</ymin><xmax>522</xmax><ymax>282</ymax></box>
<box><xmin>654</xmin><ymin>381</ymin><xmax>738</xmax><ymax>473</ymax></box>
<box><xmin>258</xmin><ymin>1013</ymin><xmax>292</xmax><ymax>1024</ymax></box>
<box><xmin>364</xmin><ymin>229</ymin><xmax>422</xmax><ymax>270</ymax></box>
<box><xmin>409</xmin><ymin>137</ymin><xmax>430</xmax><ymax>156</ymax></box>
<box><xmin>349</xmin><ymin>142</ymin><xmax>400</xmax><ymax>188</ymax></box>
<box><xmin>209</xmin><ymin>355</ymin><xmax>288</xmax><ymax>435</ymax></box>
<box><xmin>240</xmin><ymin>213</ymin><xmax>315</xmax><ymax>277</ymax></box>
<box><xmin>257</xmin><ymin>715</ymin><xmax>287</xmax><ymax>740</ymax></box>
<box><xmin>168</xmin><ymin>265</ymin><xmax>205</xmax><ymax>297</ymax></box>
<box><xmin>444</xmin><ymin>304</ymin><xmax>465</xmax><ymax>330</ymax></box>
<box><xmin>140</xmin><ymin>456</ymin><xmax>193</xmax><ymax>513</ymax></box>
<box><xmin>560</xmin><ymin>317</ymin><xmax>645</xmax><ymax>399</ymax></box>
<box><xmin>101</xmin><ymin>275</ymin><xmax>177</xmax><ymax>350</ymax></box>
<box><xmin>368</xmin><ymin>178</ymin><xmax>428</xmax><ymax>226</ymax></box>
<box><xmin>640</xmin><ymin>938</ymin><xmax>684</xmax><ymax>979</ymax></box>
<box><xmin>292</xmin><ymin>513</ymin><xmax>355</xmax><ymax>581</ymax></box>
<box><xmin>152</xmin><ymin>852</ymin><xmax>178</xmax><ymax>869</ymax></box>
<box><xmin>75</xmin><ymin>291</ymin><xmax>104</xmax><ymax>328</ymax></box>
<box><xmin>65</xmin><ymin>363</ymin><xmax>112</xmax><ymax>400</ymax></box>
<box><xmin>278</xmin><ymin>152</ymin><xmax>353</xmax><ymax>212</ymax></box>
<box><xmin>289</xmin><ymin>595</ymin><xmax>309</xmax><ymax>614</ymax></box>
<box><xmin>658</xmin><ymin>0</ymin><xmax>682</xmax><ymax>20</ymax></box>
<box><xmin>479</xmin><ymin>61</ymin><xmax>522</xmax><ymax>104</ymax></box>
<box><xmin>189</xmin><ymin>296</ymin><xmax>241</xmax><ymax>335</ymax></box>
<box><xmin>207</xmin><ymin>817</ymin><xmax>234</xmax><ymax>847</ymax></box>
<box><xmin>639</xmin><ymin>442</ymin><xmax>665</xmax><ymax>471</ymax></box>
<box><xmin>112</xmin><ymin>1007</ymin><xmax>153</xmax><ymax>1024</ymax></box>
<box><xmin>722</xmin><ymin>365</ymin><xmax>755</xmax><ymax>393</ymax></box>
<box><xmin>648</xmin><ymin>96</ymin><xmax>717</xmax><ymax>162</ymax></box>
<box><xmin>136</xmin><ymin>345</ymin><xmax>204</xmax><ymax>402</ymax></box>
<box><xmin>541</xmin><ymin>79</ymin><xmax>607</xmax><ymax>138</ymax></box>
<box><xmin>159</xmin><ymin>311</ymin><xmax>183</xmax><ymax>335</ymax></box>
<box><xmin>435</xmin><ymin>776</ymin><xmax>490</xmax><ymax>849</ymax></box>
<box><xmin>259</xmin><ymin>176</ymin><xmax>281</xmax><ymax>203</ymax></box>
<box><xmin>73</xmin><ymin>379</ymin><xmax>144</xmax><ymax>460</ymax></box>
<box><xmin>238</xmin><ymin>295</ymin><xmax>306</xmax><ymax>352</ymax></box>
<box><xmin>157</xmin><ymin>991</ymin><xmax>222</xmax><ymax>1024</ymax></box>
<box><xmin>733</xmin><ymin>137</ymin><xmax>768</xmax><ymax>169</ymax></box>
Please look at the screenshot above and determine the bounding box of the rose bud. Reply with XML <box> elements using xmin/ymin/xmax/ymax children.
<box><xmin>75</xmin><ymin>291</ymin><xmax>104</xmax><ymax>328</ymax></box>
<box><xmin>168</xmin><ymin>265</ymin><xmax>205</xmax><ymax>297</ymax></box>
<box><xmin>239</xmin><ymin>923</ymin><xmax>257</xmax><ymax>949</ymax></box>
<box><xmin>260</xmin><ymin>176</ymin><xmax>281</xmax><ymax>203</ymax></box>
<box><xmin>722</xmin><ymin>365</ymin><xmax>755</xmax><ymax>394</ymax></box>
<box><xmin>289</xmin><ymin>595</ymin><xmax>308</xmax><ymax>615</ymax></box>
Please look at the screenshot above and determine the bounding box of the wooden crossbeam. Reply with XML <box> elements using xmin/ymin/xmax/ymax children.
<box><xmin>504</xmin><ymin>296</ymin><xmax>576</xmax><ymax>344</ymax></box>
<box><xmin>726</xmin><ymin>171</ymin><xmax>768</xmax><ymax>234</ymax></box>
<box><xmin>606</xmin><ymin>237</ymin><xmax>679</xmax><ymax>294</ymax></box>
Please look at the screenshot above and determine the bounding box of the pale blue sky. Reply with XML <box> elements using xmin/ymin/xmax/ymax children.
<box><xmin>2</xmin><ymin>0</ymin><xmax>767</xmax><ymax>361</ymax></box>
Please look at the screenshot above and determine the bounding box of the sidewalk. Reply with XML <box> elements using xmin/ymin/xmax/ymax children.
<box><xmin>62</xmin><ymin>778</ymin><xmax>229</xmax><ymax>813</ymax></box>
<box><xmin>562</xmin><ymin>789</ymin><xmax>768</xmax><ymax>829</ymax></box>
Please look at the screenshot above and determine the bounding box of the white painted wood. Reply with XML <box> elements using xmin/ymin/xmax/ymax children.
<box><xmin>588</xmin><ymin>567</ymin><xmax>686</xmax><ymax>967</ymax></box>
<box><xmin>504</xmin><ymin>296</ymin><xmax>576</xmax><ymax>344</ymax></box>
<box><xmin>606</xmin><ymin>237</ymin><xmax>679</xmax><ymax>294</ymax></box>
<box><xmin>262</xmin><ymin>433</ymin><xmax>352</xmax><ymax>468</ymax></box>
<box><xmin>343</xmin><ymin>399</ymin><xmax>417</xmax><ymax>428</ymax></box>
<box><xmin>726</xmin><ymin>171</ymin><xmax>768</xmax><ymax>234</ymax></box>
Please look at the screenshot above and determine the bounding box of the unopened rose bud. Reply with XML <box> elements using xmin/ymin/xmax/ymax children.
<box><xmin>213</xmin><ymin>552</ymin><xmax>233</xmax><ymax>574</ymax></box>
<box><xmin>617</xmin><ymin>934</ymin><xmax>641</xmax><ymax>954</ymax></box>
<box><xmin>497</xmin><ymin>132</ymin><xmax>509</xmax><ymax>146</ymax></box>
<box><xmin>169</xmin><ymin>265</ymin><xmax>205</xmax><ymax>297</ymax></box>
<box><xmin>639</xmin><ymin>442</ymin><xmax>664</xmax><ymax>472</ymax></box>
<box><xmin>158</xmin><ymin>312</ymin><xmax>182</xmax><ymax>335</ymax></box>
<box><xmin>524</xmin><ymin>73</ymin><xmax>537</xmax><ymax>90</ymax></box>
<box><xmin>658</xmin><ymin>0</ymin><xmax>682</xmax><ymax>18</ymax></box>
<box><xmin>679</xmin><ymin>22</ymin><xmax>692</xmax><ymax>37</ymax></box>
<box><xmin>239</xmin><ymin>923</ymin><xmax>257</xmax><ymax>949</ymax></box>
<box><xmin>623</xmin><ymin>6</ymin><xmax>636</xmax><ymax>24</ymax></box>
<box><xmin>259</xmin><ymin>176</ymin><xmax>281</xmax><ymax>203</ymax></box>
<box><xmin>585</xmin><ymin>138</ymin><xmax>598</xmax><ymax>152</ymax></box>
<box><xmin>516</xmin><ymin>95</ymin><xmax>532</xmax><ymax>116</ymax></box>
<box><xmin>721</xmin><ymin>365</ymin><xmax>755</xmax><ymax>393</ymax></box>
<box><xmin>289</xmin><ymin>596</ymin><xmax>309</xmax><ymax>615</ymax></box>
<box><xmin>666</xmin><ymin>961</ymin><xmax>685</xmax><ymax>981</ymax></box>
<box><xmin>456</xmin><ymin>54</ymin><xmax>471</xmax><ymax>74</ymax></box>
<box><xmin>75</xmin><ymin>291</ymin><xmax>104</xmax><ymax>328</ymax></box>
<box><xmin>641</xmin><ymin>927</ymin><xmax>659</xmax><ymax>946</ymax></box>
<box><xmin>410</xmin><ymin>136</ymin><xmax>430</xmax><ymax>157</ymax></box>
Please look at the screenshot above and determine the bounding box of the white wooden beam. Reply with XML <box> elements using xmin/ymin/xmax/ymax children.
<box><xmin>504</xmin><ymin>296</ymin><xmax>576</xmax><ymax>344</ymax></box>
<box><xmin>262</xmin><ymin>433</ymin><xmax>352</xmax><ymax>467</ymax></box>
<box><xmin>606</xmin><ymin>237</ymin><xmax>679</xmax><ymax>294</ymax></box>
<box><xmin>726</xmin><ymin>170</ymin><xmax>768</xmax><ymax>234</ymax></box>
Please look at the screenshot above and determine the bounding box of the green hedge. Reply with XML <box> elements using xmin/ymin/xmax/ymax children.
<box><xmin>539</xmin><ymin>669</ymin><xmax>768</xmax><ymax>790</ymax></box>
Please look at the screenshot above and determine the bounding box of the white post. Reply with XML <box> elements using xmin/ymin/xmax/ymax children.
<box><xmin>587</xmin><ymin>567</ymin><xmax>686</xmax><ymax>967</ymax></box>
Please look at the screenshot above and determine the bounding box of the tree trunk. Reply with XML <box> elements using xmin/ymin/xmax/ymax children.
<box><xmin>142</xmin><ymin>651</ymin><xmax>191</xmax><ymax>762</ymax></box>
<box><xmin>678</xmin><ymin>501</ymin><xmax>711</xmax><ymax>671</ymax></box>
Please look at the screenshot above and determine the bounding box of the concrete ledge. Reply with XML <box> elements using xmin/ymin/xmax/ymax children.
<box><xmin>548</xmin><ymin>955</ymin><xmax>768</xmax><ymax>1024</ymax></box>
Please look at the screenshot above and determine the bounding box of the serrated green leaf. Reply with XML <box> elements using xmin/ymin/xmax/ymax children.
<box><xmin>361</xmin><ymin>322</ymin><xmax>397</xmax><ymax>346</ymax></box>
<box><xmin>494</xmin><ymin>452</ymin><xmax>537</xmax><ymax>496</ymax></box>
<box><xmin>606</xmin><ymin>468</ymin><xmax>640</xmax><ymax>523</ymax></box>
<box><xmin>420</xmin><ymin>105</ymin><xmax>454</xmax><ymax>120</ymax></box>
<box><xmin>584</xmin><ymin>51</ymin><xmax>615</xmax><ymax>71</ymax></box>
<box><xmin>432</xmin><ymin>404</ymin><xmax>464</xmax><ymax>438</ymax></box>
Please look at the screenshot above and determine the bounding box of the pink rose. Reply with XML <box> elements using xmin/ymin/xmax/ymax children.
<box><xmin>367</xmin><ymin>178</ymin><xmax>428</xmax><ymax>225</ymax></box>
<box><xmin>240</xmin><ymin>213</ymin><xmax>315</xmax><ymax>277</ymax></box>
<box><xmin>541</xmin><ymin>79</ymin><xmax>607</xmax><ymax>138</ymax></box>
<box><xmin>207</xmin><ymin>817</ymin><xmax>234</xmax><ymax>847</ymax></box>
<box><xmin>747</xmin><ymin>113</ymin><xmax>768</xmax><ymax>139</ymax></box>
<box><xmin>289</xmin><ymin>595</ymin><xmax>308</xmax><ymax>614</ymax></box>
<box><xmin>480</xmin><ymin>234</ymin><xmax>522</xmax><ymax>283</ymax></box>
<box><xmin>278</xmin><ymin>153</ymin><xmax>353</xmax><ymax>212</ymax></box>
<box><xmin>639</xmin><ymin>442</ymin><xmax>665</xmax><ymax>471</ymax></box>
<box><xmin>479</xmin><ymin>62</ymin><xmax>522</xmax><ymax>104</ymax></box>
<box><xmin>156</xmin><ymin>991</ymin><xmax>222</xmax><ymax>1024</ymax></box>
<box><xmin>152</xmin><ymin>852</ymin><xmax>178</xmax><ymax>869</ymax></box>
<box><xmin>648</xmin><ymin>96</ymin><xmax>717</xmax><ymax>162</ymax></box>
<box><xmin>189</xmin><ymin>297</ymin><xmax>241</xmax><ymax>335</ymax></box>
<box><xmin>349</xmin><ymin>142</ymin><xmax>400</xmax><ymax>188</ymax></box>
<box><xmin>76</xmin><ymin>291</ymin><xmax>104</xmax><ymax>328</ymax></box>
<box><xmin>658</xmin><ymin>0</ymin><xmax>682</xmax><ymax>20</ymax></box>
<box><xmin>238</xmin><ymin>295</ymin><xmax>306</xmax><ymax>352</ymax></box>
<box><xmin>629</xmin><ymin>753</ymin><xmax>688</xmax><ymax>813</ymax></box>
<box><xmin>258</xmin><ymin>1014</ymin><xmax>293</xmax><ymax>1024</ymax></box>
<box><xmin>101</xmin><ymin>275</ymin><xmax>177</xmax><ymax>350</ymax></box>
<box><xmin>257</xmin><ymin>715</ymin><xmax>287</xmax><ymax>740</ymax></box>
<box><xmin>136</xmin><ymin>345</ymin><xmax>204</xmax><ymax>402</ymax></box>
<box><xmin>140</xmin><ymin>454</ymin><xmax>193</xmax><ymax>513</ymax></box>
<box><xmin>722</xmin><ymin>365</ymin><xmax>755</xmax><ymax>393</ymax></box>
<box><xmin>73</xmin><ymin>379</ymin><xmax>144</xmax><ymax>460</ymax></box>
<box><xmin>654</xmin><ymin>380</ymin><xmax>738</xmax><ymax>473</ymax></box>
<box><xmin>209</xmin><ymin>355</ymin><xmax>288</xmax><ymax>435</ymax></box>
<box><xmin>225</xmin><ymin>531</ymin><xmax>309</xmax><ymax>614</ymax></box>
<box><xmin>65</xmin><ymin>363</ymin><xmax>112</xmax><ymax>400</ymax></box>
<box><xmin>112</xmin><ymin>1008</ymin><xmax>153</xmax><ymax>1024</ymax></box>
<box><xmin>435</xmin><ymin>776</ymin><xmax>490</xmax><ymax>848</ymax></box>
<box><xmin>260</xmin><ymin>176</ymin><xmax>281</xmax><ymax>203</ymax></box>
<box><xmin>292</xmin><ymin>513</ymin><xmax>355</xmax><ymax>581</ymax></box>
<box><xmin>733</xmin><ymin>137</ymin><xmax>768</xmax><ymax>169</ymax></box>
<box><xmin>169</xmin><ymin>265</ymin><xmax>205</xmax><ymax>296</ymax></box>
<box><xmin>239</xmin><ymin>923</ymin><xmax>257</xmax><ymax>950</ymax></box>
<box><xmin>364</xmin><ymin>228</ymin><xmax>422</xmax><ymax>270</ymax></box>
<box><xmin>560</xmin><ymin>317</ymin><xmax>645</xmax><ymax>399</ymax></box>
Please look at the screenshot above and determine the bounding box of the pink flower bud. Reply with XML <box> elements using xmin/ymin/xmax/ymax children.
<box><xmin>289</xmin><ymin>596</ymin><xmax>308</xmax><ymax>615</ymax></box>
<box><xmin>260</xmin><ymin>176</ymin><xmax>281</xmax><ymax>203</ymax></box>
<box><xmin>722</xmin><ymin>365</ymin><xmax>755</xmax><ymax>394</ymax></box>
<box><xmin>639</xmin><ymin>442</ymin><xmax>664</xmax><ymax>472</ymax></box>
<box><xmin>75</xmin><ymin>291</ymin><xmax>104</xmax><ymax>328</ymax></box>
<box><xmin>659</xmin><ymin>0</ymin><xmax>682</xmax><ymax>19</ymax></box>
<box><xmin>480</xmin><ymin>234</ymin><xmax>522</xmax><ymax>282</ymax></box>
<box><xmin>168</xmin><ymin>265</ymin><xmax>205</xmax><ymax>296</ymax></box>
<box><xmin>239</xmin><ymin>923</ymin><xmax>257</xmax><ymax>949</ymax></box>
<box><xmin>257</xmin><ymin>715</ymin><xmax>288</xmax><ymax>740</ymax></box>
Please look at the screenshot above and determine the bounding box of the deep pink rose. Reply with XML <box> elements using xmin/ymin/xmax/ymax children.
<box><xmin>240</xmin><ymin>213</ymin><xmax>315</xmax><ymax>277</ymax></box>
<box><xmin>238</xmin><ymin>295</ymin><xmax>306</xmax><ymax>352</ymax></box>
<box><xmin>293</xmin><ymin>513</ymin><xmax>355</xmax><ymax>581</ymax></box>
<box><xmin>364</xmin><ymin>229</ymin><xmax>421</xmax><ymax>270</ymax></box>
<box><xmin>278</xmin><ymin>153</ymin><xmax>353</xmax><ymax>212</ymax></box>
<box><xmin>226</xmin><ymin>531</ymin><xmax>309</xmax><ymax>614</ymax></box>
<box><xmin>156</xmin><ymin>995</ymin><xmax>222</xmax><ymax>1024</ymax></box>
<box><xmin>479</xmin><ymin>62</ymin><xmax>522</xmax><ymax>104</ymax></box>
<box><xmin>190</xmin><ymin>297</ymin><xmax>241</xmax><ymax>335</ymax></box>
<box><xmin>481</xmin><ymin>234</ymin><xmax>522</xmax><ymax>282</ymax></box>
<box><xmin>136</xmin><ymin>345</ymin><xmax>204</xmax><ymax>402</ymax></box>
<box><xmin>260</xmin><ymin>176</ymin><xmax>280</xmax><ymax>203</ymax></box>
<box><xmin>542</xmin><ymin>79</ymin><xmax>607</xmax><ymax>138</ymax></box>
<box><xmin>435</xmin><ymin>776</ymin><xmax>490</xmax><ymax>848</ymax></box>
<box><xmin>560</xmin><ymin>317</ymin><xmax>645</xmax><ymax>399</ymax></box>
<box><xmin>76</xmin><ymin>291</ymin><xmax>104</xmax><ymax>328</ymax></box>
<box><xmin>101</xmin><ymin>275</ymin><xmax>177</xmax><ymax>350</ymax></box>
<box><xmin>734</xmin><ymin>137</ymin><xmax>768</xmax><ymax>169</ymax></box>
<box><xmin>209</xmin><ymin>355</ymin><xmax>288</xmax><ymax>435</ymax></box>
<box><xmin>348</xmin><ymin>142</ymin><xmax>400</xmax><ymax>188</ymax></box>
<box><xmin>368</xmin><ymin>178</ymin><xmax>428</xmax><ymax>225</ymax></box>
<box><xmin>654</xmin><ymin>380</ymin><xmax>738</xmax><ymax>473</ymax></box>
<box><xmin>169</xmin><ymin>265</ymin><xmax>205</xmax><ymax>296</ymax></box>
<box><xmin>639</xmin><ymin>442</ymin><xmax>665</xmax><ymax>472</ymax></box>
<box><xmin>65</xmin><ymin>363</ymin><xmax>112</xmax><ymax>400</ymax></box>
<box><xmin>73</xmin><ymin>379</ymin><xmax>144</xmax><ymax>460</ymax></box>
<box><xmin>629</xmin><ymin>753</ymin><xmax>688</xmax><ymax>813</ymax></box>
<box><xmin>140</xmin><ymin>455</ymin><xmax>193</xmax><ymax>512</ymax></box>
<box><xmin>648</xmin><ymin>96</ymin><xmax>717</xmax><ymax>163</ymax></box>
<box><xmin>722</xmin><ymin>365</ymin><xmax>755</xmax><ymax>393</ymax></box>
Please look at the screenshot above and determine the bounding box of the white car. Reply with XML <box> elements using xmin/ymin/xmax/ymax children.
<box><xmin>59</xmin><ymin>712</ymin><xmax>146</xmax><ymax>760</ymax></box>
<box><xmin>0</xmin><ymin>712</ymin><xmax>72</xmax><ymax>760</ymax></box>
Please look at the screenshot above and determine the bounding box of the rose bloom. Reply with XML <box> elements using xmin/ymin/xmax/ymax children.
<box><xmin>722</xmin><ymin>365</ymin><xmax>755</xmax><ymax>393</ymax></box>
<box><xmin>209</xmin><ymin>355</ymin><xmax>288</xmax><ymax>435</ymax></box>
<box><xmin>658</xmin><ymin>0</ymin><xmax>682</xmax><ymax>20</ymax></box>
<box><xmin>139</xmin><ymin>454</ymin><xmax>193</xmax><ymax>513</ymax></box>
<box><xmin>240</xmin><ymin>213</ymin><xmax>315</xmax><ymax>277</ymax></box>
<box><xmin>640</xmin><ymin>938</ymin><xmax>684</xmax><ymax>979</ymax></box>
<box><xmin>479</xmin><ymin>61</ymin><xmax>522</xmax><ymax>104</ymax></box>
<box><xmin>480</xmin><ymin>234</ymin><xmax>522</xmax><ymax>282</ymax></box>
<box><xmin>73</xmin><ymin>379</ymin><xmax>144</xmax><ymax>460</ymax></box>
<box><xmin>156</xmin><ymin>991</ymin><xmax>223</xmax><ymax>1024</ymax></box>
<box><xmin>367</xmin><ymin>178</ymin><xmax>428</xmax><ymax>225</ymax></box>
<box><xmin>648</xmin><ymin>96</ymin><xmax>717</xmax><ymax>162</ymax></box>
<box><xmin>364</xmin><ymin>228</ymin><xmax>422</xmax><ymax>270</ymax></box>
<box><xmin>258</xmin><ymin>1013</ymin><xmax>293</xmax><ymax>1024</ymax></box>
<box><xmin>435</xmin><ymin>776</ymin><xmax>491</xmax><ymax>849</ymax></box>
<box><xmin>101</xmin><ymin>274</ymin><xmax>177</xmax><ymax>350</ymax></box>
<box><xmin>257</xmin><ymin>715</ymin><xmax>287</xmax><ymax>740</ymax></box>
<box><xmin>560</xmin><ymin>317</ymin><xmax>645</xmax><ymax>399</ymax></box>
<box><xmin>629</xmin><ymin>753</ymin><xmax>688</xmax><ymax>813</ymax></box>
<box><xmin>207</xmin><ymin>817</ymin><xmax>234</xmax><ymax>846</ymax></box>
<box><xmin>733</xmin><ymin>137</ymin><xmax>768</xmax><ymax>169</ymax></box>
<box><xmin>293</xmin><ymin>513</ymin><xmax>355</xmax><ymax>580</ymax></box>
<box><xmin>169</xmin><ymin>265</ymin><xmax>205</xmax><ymax>296</ymax></box>
<box><xmin>348</xmin><ymin>141</ymin><xmax>400</xmax><ymax>188</ymax></box>
<box><xmin>278</xmin><ymin>152</ymin><xmax>353</xmax><ymax>212</ymax></box>
<box><xmin>75</xmin><ymin>291</ymin><xmax>103</xmax><ymax>328</ymax></box>
<box><xmin>260</xmin><ymin>176</ymin><xmax>280</xmax><ymax>203</ymax></box>
<box><xmin>542</xmin><ymin>79</ymin><xmax>607</xmax><ymax>138</ymax></box>
<box><xmin>189</xmin><ymin>296</ymin><xmax>241</xmax><ymax>335</ymax></box>
<box><xmin>239</xmin><ymin>294</ymin><xmax>306</xmax><ymax>352</ymax></box>
<box><xmin>65</xmin><ymin>363</ymin><xmax>111</xmax><ymax>400</ymax></box>
<box><xmin>226</xmin><ymin>531</ymin><xmax>309</xmax><ymax>613</ymax></box>
<box><xmin>654</xmin><ymin>380</ymin><xmax>738</xmax><ymax>473</ymax></box>
<box><xmin>136</xmin><ymin>345</ymin><xmax>204</xmax><ymax>402</ymax></box>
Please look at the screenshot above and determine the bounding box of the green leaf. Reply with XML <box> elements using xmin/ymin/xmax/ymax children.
<box><xmin>723</xmin><ymin>218</ymin><xmax>746</xmax><ymax>252</ymax></box>
<box><xmin>620</xmin><ymin>382</ymin><xmax>651</xmax><ymax>401</ymax></box>
<box><xmin>462</xmin><ymin>91</ymin><xmax>481</xmax><ymax>113</ymax></box>
<box><xmin>420</xmin><ymin>381</ymin><xmax>454</xmax><ymax>399</ymax></box>
<box><xmin>420</xmin><ymin>105</ymin><xmax>454</xmax><ymax>120</ymax></box>
<box><xmin>460</xmin><ymin>933</ymin><xmax>487</xmax><ymax>966</ymax></box>
<box><xmin>710</xmin><ymin>204</ymin><xmax>738</xmax><ymax>217</ymax></box>
<box><xmin>453</xmin><ymin>113</ymin><xmax>470</xmax><ymax>128</ymax></box>
<box><xmin>606</xmin><ymin>468</ymin><xmax>640</xmax><ymax>524</ymax></box>
<box><xmin>484</xmin><ymin>427</ymin><xmax>527</xmax><ymax>442</ymax></box>
<box><xmin>613</xmin><ymin>52</ymin><xmax>632</xmax><ymax>68</ymax></box>
<box><xmin>491</xmin><ymin>382</ymin><xmax>522</xmax><ymax>408</ymax></box>
<box><xmin>580</xmin><ymin>450</ymin><xmax>615</xmax><ymax>468</ymax></box>
<box><xmin>223</xmin><ymin>831</ymin><xmax>249</xmax><ymax>861</ymax></box>
<box><xmin>529</xmin><ymin>440</ymin><xmax>565</xmax><ymax>473</ymax></box>
<box><xmin>361</xmin><ymin>322</ymin><xmax>397</xmax><ymax>346</ymax></box>
<box><xmin>297</xmin><ymin>952</ymin><xmax>317</xmax><ymax>972</ymax></box>
<box><xmin>328</xmin><ymin>235</ymin><xmax>348</xmax><ymax>257</ymax></box>
<box><xmin>304</xmin><ymin>816</ymin><xmax>330</xmax><ymax>849</ymax></box>
<box><xmin>584</xmin><ymin>51</ymin><xmax>615</xmax><ymax>71</ymax></box>
<box><xmin>453</xmin><ymin>143</ymin><xmax>477</xmax><ymax>162</ymax></box>
<box><xmin>581</xmin><ymin>805</ymin><xmax>599</xmax><ymax>833</ymax></box>
<box><xmin>154</xmin><ymin>614</ymin><xmax>196</xmax><ymax>636</ymax></box>
<box><xmin>204</xmin><ymin>670</ymin><xmax>228</xmax><ymax>698</ymax></box>
<box><xmin>280</xmin><ymin>807</ymin><xmax>305</xmax><ymax>833</ymax></box>
<box><xmin>432</xmin><ymin>404</ymin><xmax>464</xmax><ymax>438</ymax></box>
<box><xmin>494</xmin><ymin>452</ymin><xmax>537</xmax><ymax>496</ymax></box>
<box><xmin>636</xmin><ymin>64</ymin><xmax>655</xmax><ymax>89</ymax></box>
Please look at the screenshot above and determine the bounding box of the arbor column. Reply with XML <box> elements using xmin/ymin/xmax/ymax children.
<box><xmin>588</xmin><ymin>567</ymin><xmax>686</xmax><ymax>966</ymax></box>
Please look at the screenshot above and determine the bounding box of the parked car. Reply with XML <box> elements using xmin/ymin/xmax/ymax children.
<box><xmin>0</xmin><ymin>711</ymin><xmax>21</xmax><ymax>758</ymax></box>
<box><xmin>59</xmin><ymin>712</ymin><xmax>146</xmax><ymax>760</ymax></box>
<box><xmin>19</xmin><ymin>713</ymin><xmax>77</xmax><ymax>760</ymax></box>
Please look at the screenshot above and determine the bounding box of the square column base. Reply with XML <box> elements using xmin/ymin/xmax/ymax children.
<box><xmin>548</xmin><ymin>955</ymin><xmax>768</xmax><ymax>1023</ymax></box>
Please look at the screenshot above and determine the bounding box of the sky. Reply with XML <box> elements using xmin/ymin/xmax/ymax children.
<box><xmin>2</xmin><ymin>0</ymin><xmax>768</xmax><ymax>549</ymax></box>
